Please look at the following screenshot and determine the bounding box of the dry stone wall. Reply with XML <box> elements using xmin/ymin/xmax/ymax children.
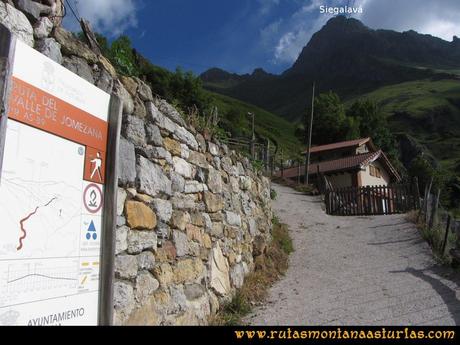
<box><xmin>0</xmin><ymin>1</ymin><xmax>273</xmax><ymax>325</ymax></box>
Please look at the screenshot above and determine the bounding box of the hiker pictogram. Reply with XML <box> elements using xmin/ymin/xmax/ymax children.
<box><xmin>83</xmin><ymin>147</ymin><xmax>106</xmax><ymax>184</ymax></box>
<box><xmin>90</xmin><ymin>152</ymin><xmax>103</xmax><ymax>182</ymax></box>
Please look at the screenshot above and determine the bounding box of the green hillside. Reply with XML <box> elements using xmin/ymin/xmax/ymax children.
<box><xmin>85</xmin><ymin>34</ymin><xmax>301</xmax><ymax>161</ymax></box>
<box><xmin>209</xmin><ymin>92</ymin><xmax>301</xmax><ymax>159</ymax></box>
<box><xmin>348</xmin><ymin>78</ymin><xmax>460</xmax><ymax>173</ymax></box>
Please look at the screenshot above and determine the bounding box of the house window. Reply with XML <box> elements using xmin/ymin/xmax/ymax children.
<box><xmin>369</xmin><ymin>165</ymin><xmax>382</xmax><ymax>178</ymax></box>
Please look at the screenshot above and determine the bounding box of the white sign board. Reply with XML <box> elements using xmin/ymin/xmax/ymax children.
<box><xmin>0</xmin><ymin>39</ymin><xmax>111</xmax><ymax>325</ymax></box>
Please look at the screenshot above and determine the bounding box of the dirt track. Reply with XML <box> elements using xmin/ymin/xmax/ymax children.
<box><xmin>245</xmin><ymin>183</ymin><xmax>460</xmax><ymax>325</ymax></box>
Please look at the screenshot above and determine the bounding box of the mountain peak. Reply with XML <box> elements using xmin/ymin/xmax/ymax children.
<box><xmin>322</xmin><ymin>15</ymin><xmax>368</xmax><ymax>34</ymax></box>
<box><xmin>200</xmin><ymin>68</ymin><xmax>240</xmax><ymax>83</ymax></box>
<box><xmin>251</xmin><ymin>68</ymin><xmax>273</xmax><ymax>78</ymax></box>
<box><xmin>286</xmin><ymin>16</ymin><xmax>460</xmax><ymax>76</ymax></box>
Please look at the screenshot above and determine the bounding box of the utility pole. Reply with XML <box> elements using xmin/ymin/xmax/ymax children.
<box><xmin>305</xmin><ymin>82</ymin><xmax>315</xmax><ymax>186</ymax></box>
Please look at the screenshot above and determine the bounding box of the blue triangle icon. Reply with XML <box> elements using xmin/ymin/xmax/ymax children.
<box><xmin>88</xmin><ymin>220</ymin><xmax>96</xmax><ymax>232</ymax></box>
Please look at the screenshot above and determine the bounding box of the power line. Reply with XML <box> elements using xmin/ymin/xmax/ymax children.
<box><xmin>72</xmin><ymin>0</ymin><xmax>81</xmax><ymax>20</ymax></box>
<box><xmin>64</xmin><ymin>0</ymin><xmax>80</xmax><ymax>23</ymax></box>
<box><xmin>60</xmin><ymin>2</ymin><xmax>214</xmax><ymax>73</ymax></box>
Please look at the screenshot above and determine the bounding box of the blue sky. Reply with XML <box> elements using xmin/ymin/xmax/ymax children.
<box><xmin>64</xmin><ymin>0</ymin><xmax>460</xmax><ymax>75</ymax></box>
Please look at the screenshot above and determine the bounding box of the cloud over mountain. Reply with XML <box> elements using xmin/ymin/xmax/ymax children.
<box><xmin>65</xmin><ymin>0</ymin><xmax>139</xmax><ymax>36</ymax></box>
<box><xmin>262</xmin><ymin>0</ymin><xmax>460</xmax><ymax>65</ymax></box>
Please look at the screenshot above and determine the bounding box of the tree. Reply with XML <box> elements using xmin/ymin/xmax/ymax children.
<box><xmin>347</xmin><ymin>99</ymin><xmax>400</xmax><ymax>167</ymax></box>
<box><xmin>408</xmin><ymin>155</ymin><xmax>435</xmax><ymax>192</ymax></box>
<box><xmin>345</xmin><ymin>116</ymin><xmax>361</xmax><ymax>140</ymax></box>
<box><xmin>312</xmin><ymin>91</ymin><xmax>348</xmax><ymax>144</ymax></box>
<box><xmin>294</xmin><ymin>123</ymin><xmax>306</xmax><ymax>144</ymax></box>
<box><xmin>169</xmin><ymin>67</ymin><xmax>211</xmax><ymax>112</ymax></box>
<box><xmin>109</xmin><ymin>36</ymin><xmax>140</xmax><ymax>76</ymax></box>
<box><xmin>226</xmin><ymin>108</ymin><xmax>247</xmax><ymax>137</ymax></box>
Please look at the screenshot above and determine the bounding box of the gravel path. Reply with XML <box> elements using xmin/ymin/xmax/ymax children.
<box><xmin>245</xmin><ymin>183</ymin><xmax>460</xmax><ymax>325</ymax></box>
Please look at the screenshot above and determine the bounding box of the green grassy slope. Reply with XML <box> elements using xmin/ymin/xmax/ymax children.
<box><xmin>208</xmin><ymin>91</ymin><xmax>301</xmax><ymax>159</ymax></box>
<box><xmin>347</xmin><ymin>78</ymin><xmax>460</xmax><ymax>172</ymax></box>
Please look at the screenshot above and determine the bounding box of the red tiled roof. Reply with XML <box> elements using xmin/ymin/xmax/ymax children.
<box><xmin>282</xmin><ymin>151</ymin><xmax>378</xmax><ymax>178</ymax></box>
<box><xmin>302</xmin><ymin>138</ymin><xmax>372</xmax><ymax>154</ymax></box>
<box><xmin>280</xmin><ymin>150</ymin><xmax>401</xmax><ymax>181</ymax></box>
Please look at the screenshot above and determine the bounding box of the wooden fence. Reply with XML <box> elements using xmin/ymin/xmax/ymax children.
<box><xmin>417</xmin><ymin>181</ymin><xmax>460</xmax><ymax>261</ymax></box>
<box><xmin>221</xmin><ymin>137</ymin><xmax>277</xmax><ymax>174</ymax></box>
<box><xmin>325</xmin><ymin>184</ymin><xmax>419</xmax><ymax>216</ymax></box>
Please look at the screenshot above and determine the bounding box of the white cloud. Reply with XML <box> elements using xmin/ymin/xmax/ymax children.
<box><xmin>355</xmin><ymin>0</ymin><xmax>460</xmax><ymax>41</ymax></box>
<box><xmin>260</xmin><ymin>19</ymin><xmax>283</xmax><ymax>47</ymax></box>
<box><xmin>258</xmin><ymin>0</ymin><xmax>280</xmax><ymax>16</ymax></box>
<box><xmin>272</xmin><ymin>0</ymin><xmax>329</xmax><ymax>63</ymax></box>
<box><xmin>66</xmin><ymin>0</ymin><xmax>139</xmax><ymax>36</ymax></box>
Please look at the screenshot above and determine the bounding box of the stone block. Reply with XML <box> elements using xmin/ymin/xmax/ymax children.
<box><xmin>207</xmin><ymin>168</ymin><xmax>222</xmax><ymax>193</ymax></box>
<box><xmin>125</xmin><ymin>200</ymin><xmax>157</xmax><ymax>230</ymax></box>
<box><xmin>114</xmin><ymin>80</ymin><xmax>134</xmax><ymax>115</ymax></box>
<box><xmin>118</xmin><ymin>137</ymin><xmax>136</xmax><ymax>186</ymax></box>
<box><xmin>127</xmin><ymin>230</ymin><xmax>157</xmax><ymax>256</ymax></box>
<box><xmin>35</xmin><ymin>37</ymin><xmax>61</xmax><ymax>64</ymax></box>
<box><xmin>153</xmin><ymin>263</ymin><xmax>173</xmax><ymax>288</ymax></box>
<box><xmin>152</xmin><ymin>198</ymin><xmax>172</xmax><ymax>223</ymax></box>
<box><xmin>164</xmin><ymin>137</ymin><xmax>182</xmax><ymax>156</ymax></box>
<box><xmin>225</xmin><ymin>211</ymin><xmax>242</xmax><ymax>227</ymax></box>
<box><xmin>0</xmin><ymin>3</ymin><xmax>34</xmax><ymax>47</ymax></box>
<box><xmin>115</xmin><ymin>254</ymin><xmax>138</xmax><ymax>280</ymax></box>
<box><xmin>171</xmin><ymin>211</ymin><xmax>190</xmax><ymax>231</ymax></box>
<box><xmin>33</xmin><ymin>16</ymin><xmax>53</xmax><ymax>38</ymax></box>
<box><xmin>203</xmin><ymin>192</ymin><xmax>224</xmax><ymax>213</ymax></box>
<box><xmin>173</xmin><ymin>156</ymin><xmax>192</xmax><ymax>178</ymax></box>
<box><xmin>53</xmin><ymin>26</ymin><xmax>98</xmax><ymax>63</ymax></box>
<box><xmin>146</xmin><ymin>124</ymin><xmax>163</xmax><ymax>147</ymax></box>
<box><xmin>173</xmin><ymin>258</ymin><xmax>204</xmax><ymax>284</ymax></box>
<box><xmin>155</xmin><ymin>240</ymin><xmax>176</xmax><ymax>262</ymax></box>
<box><xmin>115</xmin><ymin>226</ymin><xmax>129</xmax><ymax>255</ymax></box>
<box><xmin>136</xmin><ymin>156</ymin><xmax>172</xmax><ymax>196</ymax></box>
<box><xmin>123</xmin><ymin>115</ymin><xmax>146</xmax><ymax>147</ymax></box>
<box><xmin>173</xmin><ymin>230</ymin><xmax>188</xmax><ymax>257</ymax></box>
<box><xmin>208</xmin><ymin>142</ymin><xmax>219</xmax><ymax>156</ymax></box>
<box><xmin>136</xmin><ymin>251</ymin><xmax>156</xmax><ymax>271</ymax></box>
<box><xmin>62</xmin><ymin>55</ymin><xmax>94</xmax><ymax>83</ymax></box>
<box><xmin>135</xmin><ymin>271</ymin><xmax>159</xmax><ymax>304</ymax></box>
<box><xmin>184</xmin><ymin>181</ymin><xmax>208</xmax><ymax>194</ymax></box>
<box><xmin>113</xmin><ymin>281</ymin><xmax>135</xmax><ymax>321</ymax></box>
<box><xmin>184</xmin><ymin>284</ymin><xmax>206</xmax><ymax>301</ymax></box>
<box><xmin>209</xmin><ymin>242</ymin><xmax>231</xmax><ymax>296</ymax></box>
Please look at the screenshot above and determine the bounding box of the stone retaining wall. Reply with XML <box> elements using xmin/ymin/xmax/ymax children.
<box><xmin>0</xmin><ymin>1</ymin><xmax>273</xmax><ymax>325</ymax></box>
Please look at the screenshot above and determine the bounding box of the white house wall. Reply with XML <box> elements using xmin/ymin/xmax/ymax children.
<box><xmin>358</xmin><ymin>160</ymin><xmax>390</xmax><ymax>187</ymax></box>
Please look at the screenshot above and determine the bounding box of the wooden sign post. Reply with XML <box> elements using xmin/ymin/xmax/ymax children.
<box><xmin>0</xmin><ymin>26</ymin><xmax>121</xmax><ymax>325</ymax></box>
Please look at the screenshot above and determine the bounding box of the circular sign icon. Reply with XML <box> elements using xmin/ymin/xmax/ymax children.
<box><xmin>83</xmin><ymin>184</ymin><xmax>103</xmax><ymax>214</ymax></box>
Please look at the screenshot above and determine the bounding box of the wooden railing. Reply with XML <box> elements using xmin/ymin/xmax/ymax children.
<box><xmin>325</xmin><ymin>184</ymin><xmax>419</xmax><ymax>216</ymax></box>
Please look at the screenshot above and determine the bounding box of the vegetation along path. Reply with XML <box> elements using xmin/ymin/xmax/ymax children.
<box><xmin>245</xmin><ymin>183</ymin><xmax>460</xmax><ymax>325</ymax></box>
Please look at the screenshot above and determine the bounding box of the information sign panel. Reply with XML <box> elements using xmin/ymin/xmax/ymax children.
<box><xmin>0</xmin><ymin>37</ymin><xmax>113</xmax><ymax>325</ymax></box>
